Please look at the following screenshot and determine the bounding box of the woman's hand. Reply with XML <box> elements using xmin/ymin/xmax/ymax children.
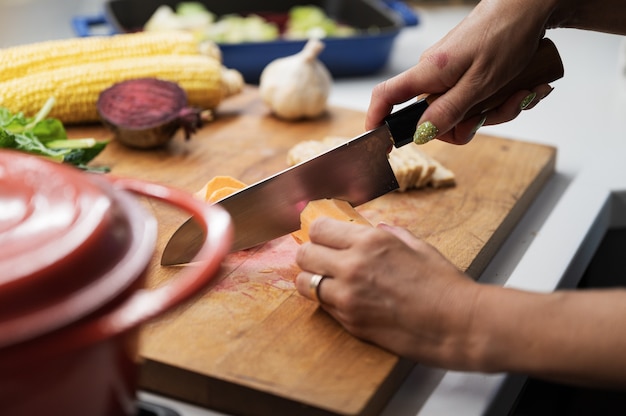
<box><xmin>295</xmin><ymin>218</ymin><xmax>484</xmax><ymax>368</ymax></box>
<box><xmin>366</xmin><ymin>0</ymin><xmax>557</xmax><ymax>144</ymax></box>
<box><xmin>294</xmin><ymin>218</ymin><xmax>626</xmax><ymax>385</ymax></box>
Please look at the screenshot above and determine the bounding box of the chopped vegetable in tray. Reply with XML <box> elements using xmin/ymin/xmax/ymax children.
<box><xmin>144</xmin><ymin>2</ymin><xmax>358</xmax><ymax>43</ymax></box>
<box><xmin>284</xmin><ymin>5</ymin><xmax>357</xmax><ymax>39</ymax></box>
<box><xmin>0</xmin><ymin>97</ymin><xmax>109</xmax><ymax>172</ymax></box>
<box><xmin>205</xmin><ymin>14</ymin><xmax>279</xmax><ymax>43</ymax></box>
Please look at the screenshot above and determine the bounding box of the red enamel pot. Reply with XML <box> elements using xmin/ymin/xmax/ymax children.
<box><xmin>0</xmin><ymin>150</ymin><xmax>233</xmax><ymax>416</ymax></box>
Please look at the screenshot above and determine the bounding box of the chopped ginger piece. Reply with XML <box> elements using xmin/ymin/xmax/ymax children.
<box><xmin>286</xmin><ymin>136</ymin><xmax>455</xmax><ymax>190</ymax></box>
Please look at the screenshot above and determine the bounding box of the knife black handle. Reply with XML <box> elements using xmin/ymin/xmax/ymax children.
<box><xmin>384</xmin><ymin>37</ymin><xmax>564</xmax><ymax>147</ymax></box>
<box><xmin>384</xmin><ymin>98</ymin><xmax>429</xmax><ymax>147</ymax></box>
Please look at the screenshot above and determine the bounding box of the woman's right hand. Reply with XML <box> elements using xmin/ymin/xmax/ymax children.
<box><xmin>366</xmin><ymin>0</ymin><xmax>558</xmax><ymax>144</ymax></box>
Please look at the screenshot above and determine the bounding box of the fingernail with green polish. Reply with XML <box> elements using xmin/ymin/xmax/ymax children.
<box><xmin>471</xmin><ymin>115</ymin><xmax>487</xmax><ymax>136</ymax></box>
<box><xmin>520</xmin><ymin>92</ymin><xmax>537</xmax><ymax>110</ymax></box>
<box><xmin>414</xmin><ymin>121</ymin><xmax>439</xmax><ymax>144</ymax></box>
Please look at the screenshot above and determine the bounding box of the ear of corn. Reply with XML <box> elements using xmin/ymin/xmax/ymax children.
<box><xmin>0</xmin><ymin>31</ymin><xmax>204</xmax><ymax>82</ymax></box>
<box><xmin>0</xmin><ymin>31</ymin><xmax>244</xmax><ymax>124</ymax></box>
<box><xmin>0</xmin><ymin>54</ymin><xmax>232</xmax><ymax>124</ymax></box>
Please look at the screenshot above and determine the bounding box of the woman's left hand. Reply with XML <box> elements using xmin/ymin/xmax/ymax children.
<box><xmin>294</xmin><ymin>217</ymin><xmax>482</xmax><ymax>368</ymax></box>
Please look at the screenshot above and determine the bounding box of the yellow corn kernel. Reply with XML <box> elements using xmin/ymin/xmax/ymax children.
<box><xmin>0</xmin><ymin>31</ymin><xmax>204</xmax><ymax>82</ymax></box>
<box><xmin>0</xmin><ymin>54</ymin><xmax>229</xmax><ymax>124</ymax></box>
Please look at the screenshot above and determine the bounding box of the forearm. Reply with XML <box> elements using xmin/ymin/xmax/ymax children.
<box><xmin>550</xmin><ymin>0</ymin><xmax>626</xmax><ymax>34</ymax></box>
<box><xmin>472</xmin><ymin>286</ymin><xmax>626</xmax><ymax>388</ymax></box>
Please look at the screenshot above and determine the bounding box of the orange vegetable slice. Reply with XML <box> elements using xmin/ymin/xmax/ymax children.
<box><xmin>197</xmin><ymin>175</ymin><xmax>247</xmax><ymax>202</ymax></box>
<box><xmin>291</xmin><ymin>198</ymin><xmax>371</xmax><ymax>244</ymax></box>
<box><xmin>207</xmin><ymin>186</ymin><xmax>245</xmax><ymax>203</ymax></box>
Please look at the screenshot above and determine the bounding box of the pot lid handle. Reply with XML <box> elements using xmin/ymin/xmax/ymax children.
<box><xmin>61</xmin><ymin>177</ymin><xmax>233</xmax><ymax>345</ymax></box>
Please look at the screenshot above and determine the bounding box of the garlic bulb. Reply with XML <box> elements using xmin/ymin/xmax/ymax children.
<box><xmin>259</xmin><ymin>38</ymin><xmax>332</xmax><ymax>120</ymax></box>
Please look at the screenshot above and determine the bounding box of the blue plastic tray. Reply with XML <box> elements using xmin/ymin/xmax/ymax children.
<box><xmin>73</xmin><ymin>0</ymin><xmax>418</xmax><ymax>83</ymax></box>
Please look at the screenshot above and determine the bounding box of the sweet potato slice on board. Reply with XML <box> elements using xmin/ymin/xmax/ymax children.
<box><xmin>291</xmin><ymin>198</ymin><xmax>372</xmax><ymax>244</ymax></box>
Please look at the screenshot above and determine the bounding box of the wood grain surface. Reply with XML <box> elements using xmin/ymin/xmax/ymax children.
<box><xmin>73</xmin><ymin>86</ymin><xmax>556</xmax><ymax>416</ymax></box>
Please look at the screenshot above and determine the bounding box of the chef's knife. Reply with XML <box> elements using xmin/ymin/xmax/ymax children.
<box><xmin>161</xmin><ymin>38</ymin><xmax>564</xmax><ymax>265</ymax></box>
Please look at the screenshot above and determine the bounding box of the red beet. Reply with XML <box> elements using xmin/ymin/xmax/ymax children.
<box><xmin>97</xmin><ymin>78</ymin><xmax>204</xmax><ymax>149</ymax></box>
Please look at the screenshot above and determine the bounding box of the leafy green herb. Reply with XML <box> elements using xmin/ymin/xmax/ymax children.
<box><xmin>0</xmin><ymin>97</ymin><xmax>109</xmax><ymax>172</ymax></box>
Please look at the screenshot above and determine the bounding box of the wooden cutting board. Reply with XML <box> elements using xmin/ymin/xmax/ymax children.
<box><xmin>75</xmin><ymin>86</ymin><xmax>556</xmax><ymax>416</ymax></box>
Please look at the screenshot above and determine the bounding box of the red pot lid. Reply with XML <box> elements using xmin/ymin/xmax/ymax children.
<box><xmin>0</xmin><ymin>151</ymin><xmax>155</xmax><ymax>347</ymax></box>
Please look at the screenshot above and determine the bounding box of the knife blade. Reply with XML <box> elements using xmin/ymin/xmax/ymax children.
<box><xmin>161</xmin><ymin>120</ymin><xmax>406</xmax><ymax>265</ymax></box>
<box><xmin>161</xmin><ymin>38</ymin><xmax>564</xmax><ymax>265</ymax></box>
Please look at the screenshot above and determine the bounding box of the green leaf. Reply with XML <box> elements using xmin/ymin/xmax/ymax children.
<box><xmin>0</xmin><ymin>97</ymin><xmax>108</xmax><ymax>170</ymax></box>
<box><xmin>62</xmin><ymin>140</ymin><xmax>108</xmax><ymax>165</ymax></box>
<box><xmin>31</xmin><ymin>118</ymin><xmax>68</xmax><ymax>143</ymax></box>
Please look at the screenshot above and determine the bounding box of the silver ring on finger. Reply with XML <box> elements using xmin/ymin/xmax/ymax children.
<box><xmin>309</xmin><ymin>273</ymin><xmax>327</xmax><ymax>303</ymax></box>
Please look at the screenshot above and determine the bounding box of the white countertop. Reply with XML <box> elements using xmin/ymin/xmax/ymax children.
<box><xmin>2</xmin><ymin>1</ymin><xmax>625</xmax><ymax>415</ymax></box>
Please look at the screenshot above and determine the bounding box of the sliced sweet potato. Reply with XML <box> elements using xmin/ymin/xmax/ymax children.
<box><xmin>207</xmin><ymin>186</ymin><xmax>245</xmax><ymax>203</ymax></box>
<box><xmin>291</xmin><ymin>198</ymin><xmax>372</xmax><ymax>244</ymax></box>
<box><xmin>196</xmin><ymin>175</ymin><xmax>247</xmax><ymax>202</ymax></box>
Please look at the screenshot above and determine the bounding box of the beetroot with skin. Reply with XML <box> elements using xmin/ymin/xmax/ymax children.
<box><xmin>97</xmin><ymin>78</ymin><xmax>204</xmax><ymax>149</ymax></box>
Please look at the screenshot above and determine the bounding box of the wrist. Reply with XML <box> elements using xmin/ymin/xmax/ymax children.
<box><xmin>549</xmin><ymin>0</ymin><xmax>626</xmax><ymax>34</ymax></box>
<box><xmin>461</xmin><ymin>284</ymin><xmax>539</xmax><ymax>373</ymax></box>
<box><xmin>548</xmin><ymin>0</ymin><xmax>583</xmax><ymax>29</ymax></box>
<box><xmin>432</xmin><ymin>278</ymin><xmax>492</xmax><ymax>371</ymax></box>
<box><xmin>452</xmin><ymin>283</ymin><xmax>501</xmax><ymax>372</ymax></box>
